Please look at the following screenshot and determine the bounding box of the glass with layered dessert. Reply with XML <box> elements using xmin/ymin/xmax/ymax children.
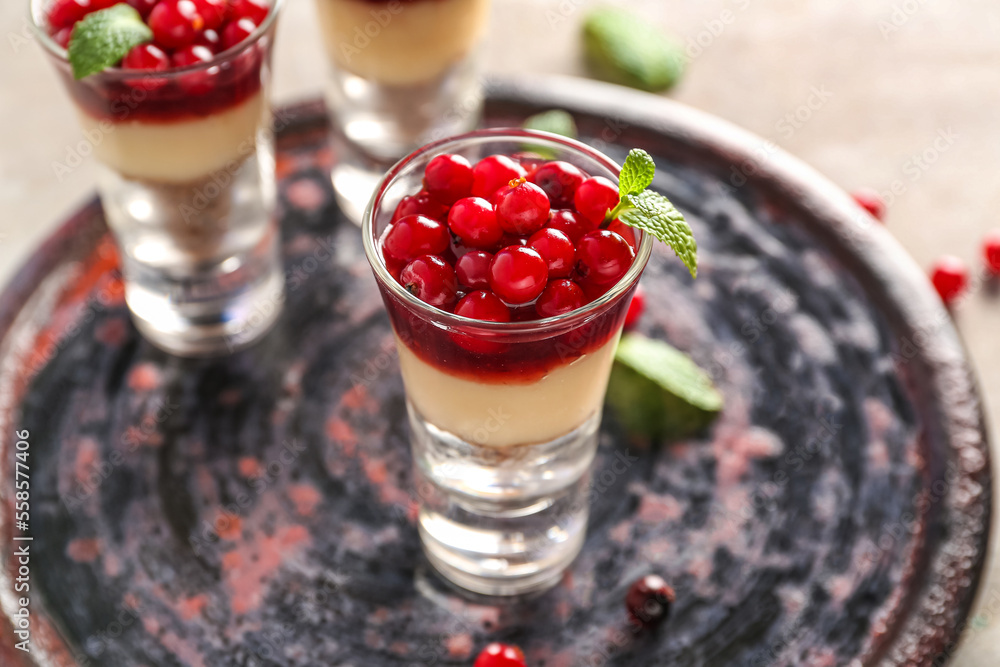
<box><xmin>363</xmin><ymin>129</ymin><xmax>652</xmax><ymax>595</ymax></box>
<box><xmin>31</xmin><ymin>0</ymin><xmax>285</xmax><ymax>356</ymax></box>
<box><xmin>314</xmin><ymin>0</ymin><xmax>492</xmax><ymax>221</ymax></box>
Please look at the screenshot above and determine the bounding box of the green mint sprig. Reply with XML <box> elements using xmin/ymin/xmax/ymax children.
<box><xmin>67</xmin><ymin>4</ymin><xmax>152</xmax><ymax>80</ymax></box>
<box><xmin>609</xmin><ymin>149</ymin><xmax>698</xmax><ymax>278</ymax></box>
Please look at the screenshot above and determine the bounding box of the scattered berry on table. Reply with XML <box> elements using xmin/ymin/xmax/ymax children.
<box><xmin>982</xmin><ymin>230</ymin><xmax>1000</xmax><ymax>275</ymax></box>
<box><xmin>929</xmin><ymin>255</ymin><xmax>969</xmax><ymax>305</ymax></box>
<box><xmin>473</xmin><ymin>642</ymin><xmax>527</xmax><ymax>667</ymax></box>
<box><xmin>626</xmin><ymin>574</ymin><xmax>675</xmax><ymax>628</ymax></box>
<box><xmin>850</xmin><ymin>187</ymin><xmax>886</xmax><ymax>221</ymax></box>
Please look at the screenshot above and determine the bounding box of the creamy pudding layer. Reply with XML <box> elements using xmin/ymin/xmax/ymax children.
<box><xmin>76</xmin><ymin>93</ymin><xmax>267</xmax><ymax>183</ymax></box>
<box><xmin>397</xmin><ymin>334</ymin><xmax>620</xmax><ymax>448</ymax></box>
<box><xmin>317</xmin><ymin>0</ymin><xmax>491</xmax><ymax>86</ymax></box>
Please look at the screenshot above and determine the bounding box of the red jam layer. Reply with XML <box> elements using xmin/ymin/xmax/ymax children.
<box><xmin>380</xmin><ymin>283</ymin><xmax>635</xmax><ymax>384</ymax></box>
<box><xmin>58</xmin><ymin>47</ymin><xmax>267</xmax><ymax>123</ymax></box>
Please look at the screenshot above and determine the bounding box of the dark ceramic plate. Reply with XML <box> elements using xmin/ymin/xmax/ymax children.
<box><xmin>0</xmin><ymin>76</ymin><xmax>990</xmax><ymax>667</ymax></box>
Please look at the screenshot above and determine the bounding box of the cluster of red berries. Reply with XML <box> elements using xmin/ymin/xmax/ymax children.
<box><xmin>47</xmin><ymin>0</ymin><xmax>269</xmax><ymax>71</ymax></box>
<box><xmin>381</xmin><ymin>153</ymin><xmax>637</xmax><ymax>324</ymax></box>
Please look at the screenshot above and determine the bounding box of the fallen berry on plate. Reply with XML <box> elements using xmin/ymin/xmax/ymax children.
<box><xmin>624</xmin><ymin>284</ymin><xmax>645</xmax><ymax>330</ymax></box>
<box><xmin>626</xmin><ymin>574</ymin><xmax>675</xmax><ymax>628</ymax></box>
<box><xmin>851</xmin><ymin>187</ymin><xmax>886</xmax><ymax>221</ymax></box>
<box><xmin>982</xmin><ymin>230</ymin><xmax>1000</xmax><ymax>275</ymax></box>
<box><xmin>473</xmin><ymin>642</ymin><xmax>527</xmax><ymax>667</ymax></box>
<box><xmin>929</xmin><ymin>255</ymin><xmax>969</xmax><ymax>305</ymax></box>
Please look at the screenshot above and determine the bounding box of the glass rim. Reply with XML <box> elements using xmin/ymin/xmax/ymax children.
<box><xmin>28</xmin><ymin>0</ymin><xmax>284</xmax><ymax>78</ymax></box>
<box><xmin>362</xmin><ymin>128</ymin><xmax>654</xmax><ymax>334</ymax></box>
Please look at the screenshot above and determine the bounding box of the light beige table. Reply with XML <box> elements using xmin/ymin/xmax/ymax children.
<box><xmin>1</xmin><ymin>0</ymin><xmax>998</xmax><ymax>663</ymax></box>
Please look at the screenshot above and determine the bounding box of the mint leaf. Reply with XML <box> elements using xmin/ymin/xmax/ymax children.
<box><xmin>68</xmin><ymin>5</ymin><xmax>152</xmax><ymax>80</ymax></box>
<box><xmin>619</xmin><ymin>149</ymin><xmax>655</xmax><ymax>197</ymax></box>
<box><xmin>523</xmin><ymin>110</ymin><xmax>578</xmax><ymax>140</ymax></box>
<box><xmin>607</xmin><ymin>333</ymin><xmax>722</xmax><ymax>440</ymax></box>
<box><xmin>619</xmin><ymin>190</ymin><xmax>698</xmax><ymax>278</ymax></box>
<box><xmin>582</xmin><ymin>8</ymin><xmax>685</xmax><ymax>93</ymax></box>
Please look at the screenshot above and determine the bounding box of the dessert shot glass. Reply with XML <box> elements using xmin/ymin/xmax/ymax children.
<box><xmin>363</xmin><ymin>129</ymin><xmax>652</xmax><ymax>596</ymax></box>
<box><xmin>314</xmin><ymin>0</ymin><xmax>492</xmax><ymax>222</ymax></box>
<box><xmin>30</xmin><ymin>0</ymin><xmax>285</xmax><ymax>357</ymax></box>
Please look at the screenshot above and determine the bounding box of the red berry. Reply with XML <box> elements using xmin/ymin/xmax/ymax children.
<box><xmin>473</xmin><ymin>643</ymin><xmax>526</xmax><ymax>667</ymax></box>
<box><xmin>424</xmin><ymin>154</ymin><xmax>474</xmax><ymax>205</ymax></box>
<box><xmin>194</xmin><ymin>27</ymin><xmax>222</xmax><ymax>52</ymax></box>
<box><xmin>574</xmin><ymin>176</ymin><xmax>620</xmax><ymax>225</ymax></box>
<box><xmin>391</xmin><ymin>191</ymin><xmax>448</xmax><ymax>223</ymax></box>
<box><xmin>982</xmin><ymin>230</ymin><xmax>1000</xmax><ymax>275</ymax></box>
<box><xmin>455</xmin><ymin>251</ymin><xmax>494</xmax><ymax>290</ymax></box>
<box><xmin>472</xmin><ymin>155</ymin><xmax>526</xmax><ymax>199</ymax></box>
<box><xmin>489</xmin><ymin>246</ymin><xmax>549</xmax><ymax>304</ymax></box>
<box><xmin>172</xmin><ymin>45</ymin><xmax>216</xmax><ymax>93</ymax></box>
<box><xmin>172</xmin><ymin>44</ymin><xmax>214</xmax><ymax>68</ymax></box>
<box><xmin>221</xmin><ymin>17</ymin><xmax>257</xmax><ymax>50</ymax></box>
<box><xmin>126</xmin><ymin>0</ymin><xmax>158</xmax><ymax>19</ymax></box>
<box><xmin>48</xmin><ymin>0</ymin><xmax>117</xmax><ymax>29</ymax></box>
<box><xmin>122</xmin><ymin>43</ymin><xmax>171</xmax><ymax>71</ymax></box>
<box><xmin>400</xmin><ymin>255</ymin><xmax>457</xmax><ymax>307</ymax></box>
<box><xmin>624</xmin><ymin>284</ymin><xmax>645</xmax><ymax>330</ymax></box>
<box><xmin>52</xmin><ymin>26</ymin><xmax>73</xmax><ymax>48</ymax></box>
<box><xmin>929</xmin><ymin>255</ymin><xmax>968</xmax><ymax>304</ymax></box>
<box><xmin>448</xmin><ymin>197</ymin><xmax>503</xmax><ymax>249</ymax></box>
<box><xmin>455</xmin><ymin>290</ymin><xmax>510</xmax><ymax>322</ymax></box>
<box><xmin>191</xmin><ymin>0</ymin><xmax>228</xmax><ymax>30</ymax></box>
<box><xmin>148</xmin><ymin>0</ymin><xmax>205</xmax><ymax>49</ymax></box>
<box><xmin>382</xmin><ymin>215</ymin><xmax>450</xmax><ymax>263</ymax></box>
<box><xmin>496</xmin><ymin>179</ymin><xmax>551</xmax><ymax>235</ymax></box>
<box><xmin>528</xmin><ymin>228</ymin><xmax>575</xmax><ymax>278</ymax></box>
<box><xmin>547</xmin><ymin>209</ymin><xmax>596</xmax><ymax>243</ymax></box>
<box><xmin>230</xmin><ymin>0</ymin><xmax>269</xmax><ymax>24</ymax></box>
<box><xmin>576</xmin><ymin>230</ymin><xmax>635</xmax><ymax>285</ymax></box>
<box><xmin>530</xmin><ymin>160</ymin><xmax>586</xmax><ymax>208</ymax></box>
<box><xmin>851</xmin><ymin>187</ymin><xmax>886</xmax><ymax>221</ymax></box>
<box><xmin>536</xmin><ymin>279</ymin><xmax>585</xmax><ymax>318</ymax></box>
<box><xmin>626</xmin><ymin>574</ymin><xmax>675</xmax><ymax>628</ymax></box>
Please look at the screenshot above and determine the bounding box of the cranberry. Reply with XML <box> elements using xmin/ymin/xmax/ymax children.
<box><xmin>851</xmin><ymin>187</ymin><xmax>886</xmax><ymax>221</ymax></box>
<box><xmin>624</xmin><ymin>284</ymin><xmax>645</xmax><ymax>330</ymax></box>
<box><xmin>455</xmin><ymin>290</ymin><xmax>510</xmax><ymax>322</ymax></box>
<box><xmin>221</xmin><ymin>17</ymin><xmax>257</xmax><ymax>50</ymax></box>
<box><xmin>448</xmin><ymin>197</ymin><xmax>503</xmax><ymax>249</ymax></box>
<box><xmin>126</xmin><ymin>0</ymin><xmax>158</xmax><ymax>19</ymax></box>
<box><xmin>548</xmin><ymin>209</ymin><xmax>595</xmax><ymax>243</ymax></box>
<box><xmin>52</xmin><ymin>26</ymin><xmax>73</xmax><ymax>48</ymax></box>
<box><xmin>489</xmin><ymin>246</ymin><xmax>549</xmax><ymax>304</ymax></box>
<box><xmin>122</xmin><ymin>43</ymin><xmax>170</xmax><ymax>71</ymax></box>
<box><xmin>48</xmin><ymin>0</ymin><xmax>117</xmax><ymax>29</ymax></box>
<box><xmin>536</xmin><ymin>279</ymin><xmax>585</xmax><ymax>318</ymax></box>
<box><xmin>230</xmin><ymin>0</ymin><xmax>270</xmax><ymax>24</ymax></box>
<box><xmin>191</xmin><ymin>0</ymin><xmax>228</xmax><ymax>30</ymax></box>
<box><xmin>391</xmin><ymin>191</ymin><xmax>448</xmax><ymax>223</ymax></box>
<box><xmin>576</xmin><ymin>230</ymin><xmax>635</xmax><ymax>285</ymax></box>
<box><xmin>528</xmin><ymin>228</ymin><xmax>575</xmax><ymax>278</ymax></box>
<box><xmin>983</xmin><ymin>230</ymin><xmax>1000</xmax><ymax>275</ymax></box>
<box><xmin>472</xmin><ymin>155</ymin><xmax>526</xmax><ymax>199</ymax></box>
<box><xmin>473</xmin><ymin>643</ymin><xmax>527</xmax><ymax>667</ymax></box>
<box><xmin>148</xmin><ymin>0</ymin><xmax>204</xmax><ymax>49</ymax></box>
<box><xmin>626</xmin><ymin>574</ymin><xmax>675</xmax><ymax>628</ymax></box>
<box><xmin>455</xmin><ymin>251</ymin><xmax>494</xmax><ymax>290</ymax></box>
<box><xmin>496</xmin><ymin>179</ymin><xmax>551</xmax><ymax>235</ymax></box>
<box><xmin>172</xmin><ymin>44</ymin><xmax>214</xmax><ymax>68</ymax></box>
<box><xmin>424</xmin><ymin>154</ymin><xmax>474</xmax><ymax>205</ymax></box>
<box><xmin>574</xmin><ymin>176</ymin><xmax>620</xmax><ymax>225</ymax></box>
<box><xmin>382</xmin><ymin>215</ymin><xmax>450</xmax><ymax>263</ymax></box>
<box><xmin>194</xmin><ymin>27</ymin><xmax>222</xmax><ymax>52</ymax></box>
<box><xmin>530</xmin><ymin>161</ymin><xmax>586</xmax><ymax>208</ymax></box>
<box><xmin>400</xmin><ymin>255</ymin><xmax>457</xmax><ymax>307</ymax></box>
<box><xmin>929</xmin><ymin>255</ymin><xmax>968</xmax><ymax>304</ymax></box>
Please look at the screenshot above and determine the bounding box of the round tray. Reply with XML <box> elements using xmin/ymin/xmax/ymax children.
<box><xmin>0</xmin><ymin>76</ymin><xmax>990</xmax><ymax>667</ymax></box>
